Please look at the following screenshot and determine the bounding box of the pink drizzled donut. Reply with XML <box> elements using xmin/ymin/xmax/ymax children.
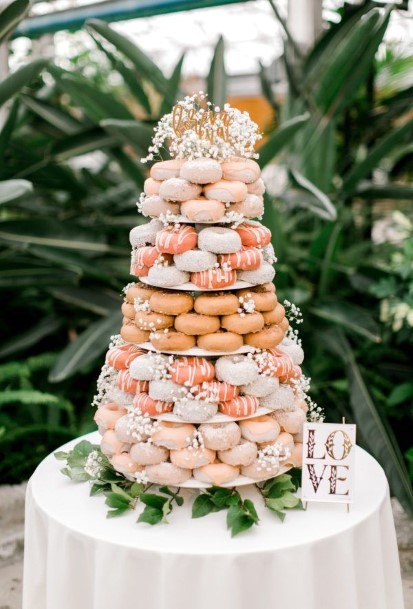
<box><xmin>217</xmin><ymin>247</ymin><xmax>263</xmax><ymax>271</ymax></box>
<box><xmin>191</xmin><ymin>268</ymin><xmax>237</xmax><ymax>289</ymax></box>
<box><xmin>133</xmin><ymin>392</ymin><xmax>173</xmax><ymax>415</ymax></box>
<box><xmin>106</xmin><ymin>345</ymin><xmax>145</xmax><ymax>370</ymax></box>
<box><xmin>169</xmin><ymin>356</ymin><xmax>215</xmax><ymax>386</ymax></box>
<box><xmin>116</xmin><ymin>370</ymin><xmax>149</xmax><ymax>395</ymax></box>
<box><xmin>235</xmin><ymin>222</ymin><xmax>272</xmax><ymax>247</ymax></box>
<box><xmin>254</xmin><ymin>348</ymin><xmax>294</xmax><ymax>378</ymax></box>
<box><xmin>279</xmin><ymin>365</ymin><xmax>302</xmax><ymax>383</ymax></box>
<box><xmin>219</xmin><ymin>395</ymin><xmax>259</xmax><ymax>417</ymax></box>
<box><xmin>192</xmin><ymin>381</ymin><xmax>239</xmax><ymax>402</ymax></box>
<box><xmin>156</xmin><ymin>225</ymin><xmax>198</xmax><ymax>255</ymax></box>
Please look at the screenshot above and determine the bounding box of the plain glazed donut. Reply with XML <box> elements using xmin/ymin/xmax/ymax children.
<box><xmin>145</xmin><ymin>462</ymin><xmax>192</xmax><ymax>485</ymax></box>
<box><xmin>219</xmin><ymin>395</ymin><xmax>259</xmax><ymax>417</ymax></box>
<box><xmin>135</xmin><ymin>311</ymin><xmax>174</xmax><ymax>331</ymax></box>
<box><xmin>133</xmin><ymin>393</ymin><xmax>173</xmax><ymax>415</ymax></box>
<box><xmin>148</xmin><ymin>379</ymin><xmax>184</xmax><ymax>402</ymax></box>
<box><xmin>215</xmin><ymin>355</ymin><xmax>259</xmax><ymax>386</ymax></box>
<box><xmin>121</xmin><ymin>302</ymin><xmax>135</xmax><ymax>319</ymax></box>
<box><xmin>150</xmin><ymin>330</ymin><xmax>196</xmax><ymax>352</ymax></box>
<box><xmin>235</xmin><ymin>221</ymin><xmax>272</xmax><ymax>247</ymax></box>
<box><xmin>124</xmin><ymin>283</ymin><xmax>156</xmax><ymax>304</ymax></box>
<box><xmin>260</xmin><ymin>385</ymin><xmax>296</xmax><ymax>412</ymax></box>
<box><xmin>106</xmin><ymin>344</ymin><xmax>144</xmax><ymax>370</ymax></box>
<box><xmin>159</xmin><ymin>177</ymin><xmax>202</xmax><ymax>202</ymax></box>
<box><xmin>181</xmin><ymin>198</ymin><xmax>225</xmax><ymax>223</ymax></box>
<box><xmin>230</xmin><ymin>195</ymin><xmax>264</xmax><ymax>219</ymax></box>
<box><xmin>238</xmin><ymin>262</ymin><xmax>276</xmax><ymax>285</ymax></box>
<box><xmin>111</xmin><ymin>453</ymin><xmax>143</xmax><ymax>476</ymax></box>
<box><xmin>156</xmin><ymin>224</ymin><xmax>198</xmax><ymax>255</ymax></box>
<box><xmin>101</xmin><ymin>430</ymin><xmax>129</xmax><ymax>457</ymax></box>
<box><xmin>171</xmin><ymin>446</ymin><xmax>216</xmax><ymax>469</ymax></box>
<box><xmin>144</xmin><ymin>177</ymin><xmax>161</xmax><ymax>196</ymax></box>
<box><xmin>204</xmin><ymin>180</ymin><xmax>247</xmax><ymax>203</ymax></box>
<box><xmin>174</xmin><ymin>249</ymin><xmax>217</xmax><ymax>273</ymax></box>
<box><xmin>120</xmin><ymin>323</ymin><xmax>150</xmax><ymax>344</ymax></box>
<box><xmin>236</xmin><ymin>285</ymin><xmax>277</xmax><ymax>312</ymax></box>
<box><xmin>150</xmin><ymin>159</ymin><xmax>185</xmax><ymax>181</ymax></box>
<box><xmin>151</xmin><ymin>421</ymin><xmax>196</xmax><ymax>450</ymax></box>
<box><xmin>94</xmin><ymin>403</ymin><xmax>126</xmax><ymax>433</ymax></box>
<box><xmin>274</xmin><ymin>408</ymin><xmax>306</xmax><ymax>434</ymax></box>
<box><xmin>174</xmin><ymin>312</ymin><xmax>220</xmax><ymax>336</ymax></box>
<box><xmin>192</xmin><ymin>381</ymin><xmax>239</xmax><ymax>402</ymax></box>
<box><xmin>129</xmin><ymin>352</ymin><xmax>170</xmax><ymax>381</ymax></box>
<box><xmin>130</xmin><ymin>441</ymin><xmax>169</xmax><ymax>465</ymax></box>
<box><xmin>180</xmin><ymin>158</ymin><xmax>222</xmax><ymax>184</ymax></box>
<box><xmin>240</xmin><ymin>374</ymin><xmax>279</xmax><ymax>398</ymax></box>
<box><xmin>241</xmin><ymin>458</ymin><xmax>280</xmax><ymax>480</ymax></box>
<box><xmin>218</xmin><ymin>439</ymin><xmax>257</xmax><ymax>467</ymax></box>
<box><xmin>239</xmin><ymin>415</ymin><xmax>280</xmax><ymax>443</ymax></box>
<box><xmin>221</xmin><ymin>158</ymin><xmax>260</xmax><ymax>184</ymax></box>
<box><xmin>274</xmin><ymin>431</ymin><xmax>295</xmax><ymax>452</ymax></box>
<box><xmin>194</xmin><ymin>292</ymin><xmax>239</xmax><ymax>316</ymax></box>
<box><xmin>244</xmin><ymin>325</ymin><xmax>284</xmax><ymax>349</ymax></box>
<box><xmin>191</xmin><ymin>268</ymin><xmax>237</xmax><ymax>290</ymax></box>
<box><xmin>116</xmin><ymin>370</ymin><xmax>149</xmax><ymax>395</ymax></box>
<box><xmin>149</xmin><ymin>291</ymin><xmax>194</xmax><ymax>315</ymax></box>
<box><xmin>198</xmin><ymin>226</ymin><xmax>242</xmax><ymax>254</ymax></box>
<box><xmin>170</xmin><ymin>356</ymin><xmax>215</xmax><ymax>386</ymax></box>
<box><xmin>221</xmin><ymin>311</ymin><xmax>264</xmax><ymax>334</ymax></box>
<box><xmin>262</xmin><ymin>303</ymin><xmax>286</xmax><ymax>325</ymax></box>
<box><xmin>286</xmin><ymin>443</ymin><xmax>303</xmax><ymax>467</ymax></box>
<box><xmin>218</xmin><ymin>247</ymin><xmax>263</xmax><ymax>271</ymax></box>
<box><xmin>199</xmin><ymin>421</ymin><xmax>241</xmax><ymax>451</ymax></box>
<box><xmin>197</xmin><ymin>331</ymin><xmax>243</xmax><ymax>353</ymax></box>
<box><xmin>129</xmin><ymin>220</ymin><xmax>163</xmax><ymax>248</ymax></box>
<box><xmin>193</xmin><ymin>462</ymin><xmax>239</xmax><ymax>486</ymax></box>
<box><xmin>140</xmin><ymin>195</ymin><xmax>180</xmax><ymax>218</ymax></box>
<box><xmin>147</xmin><ymin>265</ymin><xmax>189</xmax><ymax>288</ymax></box>
<box><xmin>247</xmin><ymin>178</ymin><xmax>265</xmax><ymax>196</ymax></box>
<box><xmin>173</xmin><ymin>398</ymin><xmax>218</xmax><ymax>423</ymax></box>
<box><xmin>279</xmin><ymin>317</ymin><xmax>289</xmax><ymax>332</ymax></box>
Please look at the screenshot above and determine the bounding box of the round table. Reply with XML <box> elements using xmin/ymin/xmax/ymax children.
<box><xmin>23</xmin><ymin>432</ymin><xmax>404</xmax><ymax>609</ymax></box>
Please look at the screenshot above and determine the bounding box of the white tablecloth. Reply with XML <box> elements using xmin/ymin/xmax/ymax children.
<box><xmin>23</xmin><ymin>432</ymin><xmax>404</xmax><ymax>609</ymax></box>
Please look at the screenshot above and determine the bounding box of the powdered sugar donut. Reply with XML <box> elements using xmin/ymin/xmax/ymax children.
<box><xmin>149</xmin><ymin>380</ymin><xmax>184</xmax><ymax>402</ymax></box>
<box><xmin>145</xmin><ymin>462</ymin><xmax>192</xmax><ymax>485</ymax></box>
<box><xmin>191</xmin><ymin>268</ymin><xmax>237</xmax><ymax>289</ymax></box>
<box><xmin>218</xmin><ymin>247</ymin><xmax>263</xmax><ymax>271</ymax></box>
<box><xmin>129</xmin><ymin>219</ymin><xmax>163</xmax><ymax>248</ymax></box>
<box><xmin>260</xmin><ymin>384</ymin><xmax>296</xmax><ymax>412</ymax></box>
<box><xmin>116</xmin><ymin>370</ymin><xmax>149</xmax><ymax>394</ymax></box>
<box><xmin>180</xmin><ymin>198</ymin><xmax>225</xmax><ymax>222</ymax></box>
<box><xmin>244</xmin><ymin>325</ymin><xmax>285</xmax><ymax>349</ymax></box>
<box><xmin>94</xmin><ymin>403</ymin><xmax>126</xmax><ymax>434</ymax></box>
<box><xmin>106</xmin><ymin>344</ymin><xmax>144</xmax><ymax>370</ymax></box>
<box><xmin>140</xmin><ymin>195</ymin><xmax>180</xmax><ymax>218</ymax></box>
<box><xmin>241</xmin><ymin>458</ymin><xmax>280</xmax><ymax>480</ymax></box>
<box><xmin>204</xmin><ymin>180</ymin><xmax>247</xmax><ymax>203</ymax></box>
<box><xmin>151</xmin><ymin>421</ymin><xmax>196</xmax><ymax>450</ymax></box>
<box><xmin>144</xmin><ymin>177</ymin><xmax>161</xmax><ymax>196</ymax></box>
<box><xmin>192</xmin><ymin>381</ymin><xmax>239</xmax><ymax>402</ymax></box>
<box><xmin>101</xmin><ymin>430</ymin><xmax>129</xmax><ymax>457</ymax></box>
<box><xmin>197</xmin><ymin>331</ymin><xmax>243</xmax><ymax>353</ymax></box>
<box><xmin>130</xmin><ymin>441</ymin><xmax>169</xmax><ymax>465</ymax></box>
<box><xmin>219</xmin><ymin>395</ymin><xmax>259</xmax><ymax>417</ymax></box>
<box><xmin>156</xmin><ymin>225</ymin><xmax>198</xmax><ymax>255</ymax></box>
<box><xmin>150</xmin><ymin>330</ymin><xmax>196</xmax><ymax>351</ymax></box>
<box><xmin>150</xmin><ymin>159</ymin><xmax>185</xmax><ymax>181</ymax></box>
<box><xmin>279</xmin><ymin>338</ymin><xmax>304</xmax><ymax>365</ymax></box>
<box><xmin>135</xmin><ymin>310</ymin><xmax>174</xmax><ymax>331</ymax></box>
<box><xmin>180</xmin><ymin>158</ymin><xmax>222</xmax><ymax>184</ymax></box>
<box><xmin>174</xmin><ymin>312</ymin><xmax>220</xmax><ymax>336</ymax></box>
<box><xmin>171</xmin><ymin>446</ymin><xmax>216</xmax><ymax>469</ymax></box>
<box><xmin>111</xmin><ymin>453</ymin><xmax>143</xmax><ymax>477</ymax></box>
<box><xmin>247</xmin><ymin>178</ymin><xmax>265</xmax><ymax>196</ymax></box>
<box><xmin>193</xmin><ymin>462</ymin><xmax>239</xmax><ymax>485</ymax></box>
<box><xmin>240</xmin><ymin>374</ymin><xmax>279</xmax><ymax>398</ymax></box>
<box><xmin>239</xmin><ymin>415</ymin><xmax>280</xmax><ymax>443</ymax></box>
<box><xmin>238</xmin><ymin>261</ymin><xmax>275</xmax><ymax>285</ymax></box>
<box><xmin>215</xmin><ymin>354</ymin><xmax>259</xmax><ymax>386</ymax></box>
<box><xmin>198</xmin><ymin>226</ymin><xmax>242</xmax><ymax>254</ymax></box>
<box><xmin>170</xmin><ymin>356</ymin><xmax>215</xmax><ymax>386</ymax></box>
<box><xmin>174</xmin><ymin>249</ymin><xmax>217</xmax><ymax>273</ymax></box>
<box><xmin>235</xmin><ymin>221</ymin><xmax>272</xmax><ymax>247</ymax></box>
<box><xmin>230</xmin><ymin>194</ymin><xmax>264</xmax><ymax>219</ymax></box>
<box><xmin>221</xmin><ymin>311</ymin><xmax>264</xmax><ymax>334</ymax></box>
<box><xmin>159</xmin><ymin>178</ymin><xmax>202</xmax><ymax>202</ymax></box>
<box><xmin>221</xmin><ymin>158</ymin><xmax>260</xmax><ymax>184</ymax></box>
<box><xmin>129</xmin><ymin>352</ymin><xmax>170</xmax><ymax>381</ymax></box>
<box><xmin>218</xmin><ymin>439</ymin><xmax>257</xmax><ymax>467</ymax></box>
<box><xmin>147</xmin><ymin>265</ymin><xmax>189</xmax><ymax>288</ymax></box>
<box><xmin>120</xmin><ymin>323</ymin><xmax>150</xmax><ymax>344</ymax></box>
<box><xmin>199</xmin><ymin>421</ymin><xmax>241</xmax><ymax>451</ymax></box>
<box><xmin>149</xmin><ymin>291</ymin><xmax>194</xmax><ymax>315</ymax></box>
<box><xmin>262</xmin><ymin>242</ymin><xmax>276</xmax><ymax>264</ymax></box>
<box><xmin>133</xmin><ymin>393</ymin><xmax>173</xmax><ymax>415</ymax></box>
<box><xmin>173</xmin><ymin>398</ymin><xmax>218</xmax><ymax>423</ymax></box>
<box><xmin>106</xmin><ymin>388</ymin><xmax>134</xmax><ymax>408</ymax></box>
<box><xmin>273</xmin><ymin>408</ymin><xmax>306</xmax><ymax>434</ymax></box>
<box><xmin>194</xmin><ymin>292</ymin><xmax>239</xmax><ymax>316</ymax></box>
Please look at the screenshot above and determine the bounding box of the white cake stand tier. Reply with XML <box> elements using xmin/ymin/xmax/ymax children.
<box><xmin>23</xmin><ymin>433</ymin><xmax>404</xmax><ymax>609</ymax></box>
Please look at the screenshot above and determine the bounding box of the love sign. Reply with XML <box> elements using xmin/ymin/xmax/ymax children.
<box><xmin>301</xmin><ymin>422</ymin><xmax>356</xmax><ymax>505</ymax></box>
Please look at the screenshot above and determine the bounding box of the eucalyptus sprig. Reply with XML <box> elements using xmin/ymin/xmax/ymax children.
<box><xmin>138</xmin><ymin>486</ymin><xmax>184</xmax><ymax>525</ymax></box>
<box><xmin>257</xmin><ymin>470</ymin><xmax>303</xmax><ymax>522</ymax></box>
<box><xmin>192</xmin><ymin>487</ymin><xmax>259</xmax><ymax>537</ymax></box>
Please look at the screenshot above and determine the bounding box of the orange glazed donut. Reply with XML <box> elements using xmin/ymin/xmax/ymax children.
<box><xmin>219</xmin><ymin>395</ymin><xmax>259</xmax><ymax>417</ymax></box>
<box><xmin>150</xmin><ymin>330</ymin><xmax>196</xmax><ymax>352</ymax></box>
<box><xmin>191</xmin><ymin>268</ymin><xmax>237</xmax><ymax>289</ymax></box>
<box><xmin>192</xmin><ymin>381</ymin><xmax>239</xmax><ymax>402</ymax></box>
<box><xmin>120</xmin><ymin>323</ymin><xmax>150</xmax><ymax>344</ymax></box>
<box><xmin>134</xmin><ymin>311</ymin><xmax>174</xmax><ymax>331</ymax></box>
<box><xmin>244</xmin><ymin>325</ymin><xmax>285</xmax><ymax>349</ymax></box>
<box><xmin>174</xmin><ymin>312</ymin><xmax>220</xmax><ymax>336</ymax></box>
<box><xmin>124</xmin><ymin>283</ymin><xmax>156</xmax><ymax>304</ymax></box>
<box><xmin>149</xmin><ymin>291</ymin><xmax>194</xmax><ymax>315</ymax></box>
<box><xmin>235</xmin><ymin>222</ymin><xmax>272</xmax><ymax>247</ymax></box>
<box><xmin>156</xmin><ymin>225</ymin><xmax>198</xmax><ymax>255</ymax></box>
<box><xmin>121</xmin><ymin>302</ymin><xmax>135</xmax><ymax>320</ymax></box>
<box><xmin>116</xmin><ymin>370</ymin><xmax>149</xmax><ymax>395</ymax></box>
<box><xmin>170</xmin><ymin>356</ymin><xmax>215</xmax><ymax>386</ymax></box>
<box><xmin>221</xmin><ymin>311</ymin><xmax>265</xmax><ymax>335</ymax></box>
<box><xmin>194</xmin><ymin>292</ymin><xmax>239</xmax><ymax>316</ymax></box>
<box><xmin>262</xmin><ymin>303</ymin><xmax>285</xmax><ymax>325</ymax></box>
<box><xmin>133</xmin><ymin>392</ymin><xmax>173</xmax><ymax>415</ymax></box>
<box><xmin>106</xmin><ymin>344</ymin><xmax>144</xmax><ymax>370</ymax></box>
<box><xmin>197</xmin><ymin>331</ymin><xmax>243</xmax><ymax>352</ymax></box>
<box><xmin>218</xmin><ymin>247</ymin><xmax>263</xmax><ymax>271</ymax></box>
<box><xmin>237</xmin><ymin>285</ymin><xmax>277</xmax><ymax>312</ymax></box>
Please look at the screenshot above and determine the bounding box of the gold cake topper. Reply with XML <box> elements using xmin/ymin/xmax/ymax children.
<box><xmin>172</xmin><ymin>95</ymin><xmax>232</xmax><ymax>144</ymax></box>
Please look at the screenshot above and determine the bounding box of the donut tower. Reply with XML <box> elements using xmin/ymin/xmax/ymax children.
<box><xmin>93</xmin><ymin>94</ymin><xmax>311</xmax><ymax>488</ymax></box>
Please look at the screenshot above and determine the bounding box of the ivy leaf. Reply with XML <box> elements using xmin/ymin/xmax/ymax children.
<box><xmin>289</xmin><ymin>467</ymin><xmax>303</xmax><ymax>491</ymax></box>
<box><xmin>107</xmin><ymin>508</ymin><xmax>129</xmax><ymax>518</ymax></box>
<box><xmin>162</xmin><ymin>500</ymin><xmax>172</xmax><ymax>522</ymax></box>
<box><xmin>90</xmin><ymin>482</ymin><xmax>108</xmax><ymax>496</ymax></box>
<box><xmin>280</xmin><ymin>492</ymin><xmax>302</xmax><ymax>509</ymax></box>
<box><xmin>175</xmin><ymin>495</ymin><xmax>184</xmax><ymax>507</ymax></box>
<box><xmin>243</xmin><ymin>499</ymin><xmax>259</xmax><ymax>523</ymax></box>
<box><xmin>138</xmin><ymin>505</ymin><xmax>163</xmax><ymax>525</ymax></box>
<box><xmin>209</xmin><ymin>487</ymin><xmax>236</xmax><ymax>508</ymax></box>
<box><xmin>266</xmin><ymin>505</ymin><xmax>286</xmax><ymax>522</ymax></box>
<box><xmin>110</xmin><ymin>483</ymin><xmax>132</xmax><ymax>502</ymax></box>
<box><xmin>130</xmin><ymin>482</ymin><xmax>144</xmax><ymax>498</ymax></box>
<box><xmin>54</xmin><ymin>450</ymin><xmax>69</xmax><ymax>460</ymax></box>
<box><xmin>192</xmin><ymin>494</ymin><xmax>215</xmax><ymax>518</ymax></box>
<box><xmin>226</xmin><ymin>505</ymin><xmax>257</xmax><ymax>537</ymax></box>
<box><xmin>105</xmin><ymin>493</ymin><xmax>130</xmax><ymax>510</ymax></box>
<box><xmin>140</xmin><ymin>493</ymin><xmax>168</xmax><ymax>510</ymax></box>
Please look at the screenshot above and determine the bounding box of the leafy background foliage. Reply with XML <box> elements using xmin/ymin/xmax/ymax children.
<box><xmin>0</xmin><ymin>0</ymin><xmax>412</xmax><ymax>513</ymax></box>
